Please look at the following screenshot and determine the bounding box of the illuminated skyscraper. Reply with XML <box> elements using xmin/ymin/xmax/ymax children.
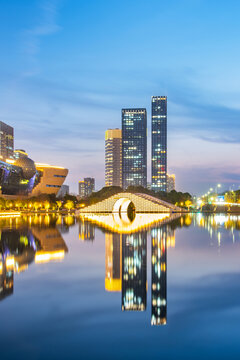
<box><xmin>105</xmin><ymin>129</ymin><xmax>122</xmax><ymax>187</ymax></box>
<box><xmin>122</xmin><ymin>232</ymin><xmax>147</xmax><ymax>311</ymax></box>
<box><xmin>0</xmin><ymin>121</ymin><xmax>14</xmax><ymax>160</ymax></box>
<box><xmin>105</xmin><ymin>233</ymin><xmax>122</xmax><ymax>292</ymax></box>
<box><xmin>151</xmin><ymin>96</ymin><xmax>167</xmax><ymax>192</ymax></box>
<box><xmin>122</xmin><ymin>109</ymin><xmax>147</xmax><ymax>189</ymax></box>
<box><xmin>151</xmin><ymin>226</ymin><xmax>167</xmax><ymax>325</ymax></box>
<box><xmin>79</xmin><ymin>177</ymin><xmax>95</xmax><ymax>198</ymax></box>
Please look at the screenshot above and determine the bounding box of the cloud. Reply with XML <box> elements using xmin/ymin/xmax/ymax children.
<box><xmin>22</xmin><ymin>0</ymin><xmax>61</xmax><ymax>75</ymax></box>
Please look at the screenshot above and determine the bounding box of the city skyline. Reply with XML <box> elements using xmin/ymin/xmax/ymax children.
<box><xmin>1</xmin><ymin>0</ymin><xmax>240</xmax><ymax>195</ymax></box>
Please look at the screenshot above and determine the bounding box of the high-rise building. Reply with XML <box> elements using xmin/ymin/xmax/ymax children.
<box><xmin>167</xmin><ymin>173</ymin><xmax>175</xmax><ymax>192</ymax></box>
<box><xmin>0</xmin><ymin>121</ymin><xmax>14</xmax><ymax>160</ymax></box>
<box><xmin>105</xmin><ymin>129</ymin><xmax>122</xmax><ymax>187</ymax></box>
<box><xmin>14</xmin><ymin>149</ymin><xmax>28</xmax><ymax>159</ymax></box>
<box><xmin>122</xmin><ymin>109</ymin><xmax>147</xmax><ymax>189</ymax></box>
<box><xmin>151</xmin><ymin>96</ymin><xmax>167</xmax><ymax>192</ymax></box>
<box><xmin>79</xmin><ymin>181</ymin><xmax>85</xmax><ymax>198</ymax></box>
<box><xmin>78</xmin><ymin>177</ymin><xmax>95</xmax><ymax>198</ymax></box>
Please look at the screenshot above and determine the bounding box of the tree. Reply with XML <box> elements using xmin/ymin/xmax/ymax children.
<box><xmin>64</xmin><ymin>200</ymin><xmax>74</xmax><ymax>212</ymax></box>
<box><xmin>56</xmin><ymin>200</ymin><xmax>62</xmax><ymax>211</ymax></box>
<box><xmin>185</xmin><ymin>200</ymin><xmax>192</xmax><ymax>211</ymax></box>
<box><xmin>44</xmin><ymin>201</ymin><xmax>50</xmax><ymax>211</ymax></box>
<box><xmin>0</xmin><ymin>198</ymin><xmax>5</xmax><ymax>210</ymax></box>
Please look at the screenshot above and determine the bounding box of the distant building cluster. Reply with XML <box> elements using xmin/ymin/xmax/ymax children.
<box><xmin>0</xmin><ymin>121</ymin><xmax>68</xmax><ymax>197</ymax></box>
<box><xmin>104</xmin><ymin>97</ymin><xmax>176</xmax><ymax>192</ymax></box>
<box><xmin>167</xmin><ymin>174</ymin><xmax>175</xmax><ymax>192</ymax></box>
<box><xmin>78</xmin><ymin>177</ymin><xmax>95</xmax><ymax>198</ymax></box>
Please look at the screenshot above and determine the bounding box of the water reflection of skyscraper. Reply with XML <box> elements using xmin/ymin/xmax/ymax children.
<box><xmin>104</xmin><ymin>224</ymin><xmax>173</xmax><ymax>324</ymax></box>
<box><xmin>151</xmin><ymin>226</ymin><xmax>167</xmax><ymax>325</ymax></box>
<box><xmin>79</xmin><ymin>220</ymin><xmax>95</xmax><ymax>241</ymax></box>
<box><xmin>105</xmin><ymin>233</ymin><xmax>122</xmax><ymax>292</ymax></box>
<box><xmin>122</xmin><ymin>232</ymin><xmax>147</xmax><ymax>311</ymax></box>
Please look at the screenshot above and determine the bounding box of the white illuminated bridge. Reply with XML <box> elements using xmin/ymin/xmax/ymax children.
<box><xmin>77</xmin><ymin>192</ymin><xmax>183</xmax><ymax>215</ymax></box>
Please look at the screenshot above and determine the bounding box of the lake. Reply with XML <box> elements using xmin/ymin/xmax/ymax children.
<box><xmin>1</xmin><ymin>213</ymin><xmax>240</xmax><ymax>359</ymax></box>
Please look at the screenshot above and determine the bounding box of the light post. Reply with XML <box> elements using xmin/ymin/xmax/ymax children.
<box><xmin>215</xmin><ymin>184</ymin><xmax>221</xmax><ymax>194</ymax></box>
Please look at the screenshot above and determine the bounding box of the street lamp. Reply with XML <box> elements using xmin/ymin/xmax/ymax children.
<box><xmin>216</xmin><ymin>184</ymin><xmax>221</xmax><ymax>194</ymax></box>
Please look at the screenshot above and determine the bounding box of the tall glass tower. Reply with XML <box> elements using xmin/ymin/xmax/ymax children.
<box><xmin>105</xmin><ymin>129</ymin><xmax>122</xmax><ymax>187</ymax></box>
<box><xmin>151</xmin><ymin>96</ymin><xmax>167</xmax><ymax>192</ymax></box>
<box><xmin>122</xmin><ymin>108</ymin><xmax>147</xmax><ymax>189</ymax></box>
<box><xmin>0</xmin><ymin>121</ymin><xmax>14</xmax><ymax>161</ymax></box>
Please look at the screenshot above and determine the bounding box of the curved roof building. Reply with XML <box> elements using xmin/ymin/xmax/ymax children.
<box><xmin>0</xmin><ymin>154</ymin><xmax>68</xmax><ymax>197</ymax></box>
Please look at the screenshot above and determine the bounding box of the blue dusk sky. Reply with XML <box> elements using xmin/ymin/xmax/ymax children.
<box><xmin>0</xmin><ymin>0</ymin><xmax>240</xmax><ymax>195</ymax></box>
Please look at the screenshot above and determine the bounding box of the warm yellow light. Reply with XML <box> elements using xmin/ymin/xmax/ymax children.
<box><xmin>79</xmin><ymin>213</ymin><xmax>172</xmax><ymax>234</ymax></box>
<box><xmin>35</xmin><ymin>251</ymin><xmax>65</xmax><ymax>263</ymax></box>
<box><xmin>5</xmin><ymin>159</ymin><xmax>15</xmax><ymax>164</ymax></box>
<box><xmin>105</xmin><ymin>278</ymin><xmax>122</xmax><ymax>292</ymax></box>
<box><xmin>0</xmin><ymin>212</ymin><xmax>21</xmax><ymax>218</ymax></box>
<box><xmin>6</xmin><ymin>256</ymin><xmax>15</xmax><ymax>269</ymax></box>
<box><xmin>35</xmin><ymin>163</ymin><xmax>65</xmax><ymax>169</ymax></box>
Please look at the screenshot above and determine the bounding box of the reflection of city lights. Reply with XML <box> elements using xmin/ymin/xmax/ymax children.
<box><xmin>35</xmin><ymin>251</ymin><xmax>65</xmax><ymax>263</ymax></box>
<box><xmin>6</xmin><ymin>257</ymin><xmax>15</xmax><ymax>269</ymax></box>
<box><xmin>79</xmin><ymin>213</ymin><xmax>176</xmax><ymax>234</ymax></box>
<box><xmin>0</xmin><ymin>212</ymin><xmax>21</xmax><ymax>218</ymax></box>
<box><xmin>105</xmin><ymin>278</ymin><xmax>122</xmax><ymax>292</ymax></box>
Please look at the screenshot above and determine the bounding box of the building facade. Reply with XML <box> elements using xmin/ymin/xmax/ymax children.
<box><xmin>151</xmin><ymin>96</ymin><xmax>167</xmax><ymax>192</ymax></box>
<box><xmin>0</xmin><ymin>157</ymin><xmax>68</xmax><ymax>197</ymax></box>
<box><xmin>57</xmin><ymin>184</ymin><xmax>69</xmax><ymax>198</ymax></box>
<box><xmin>0</xmin><ymin>121</ymin><xmax>14</xmax><ymax>161</ymax></box>
<box><xmin>32</xmin><ymin>164</ymin><xmax>68</xmax><ymax>196</ymax></box>
<box><xmin>122</xmin><ymin>109</ymin><xmax>147</xmax><ymax>189</ymax></box>
<box><xmin>105</xmin><ymin>129</ymin><xmax>122</xmax><ymax>187</ymax></box>
<box><xmin>79</xmin><ymin>177</ymin><xmax>95</xmax><ymax>198</ymax></box>
<box><xmin>167</xmin><ymin>174</ymin><xmax>175</xmax><ymax>192</ymax></box>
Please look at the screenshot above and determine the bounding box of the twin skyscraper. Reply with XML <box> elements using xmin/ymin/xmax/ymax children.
<box><xmin>105</xmin><ymin>96</ymin><xmax>167</xmax><ymax>192</ymax></box>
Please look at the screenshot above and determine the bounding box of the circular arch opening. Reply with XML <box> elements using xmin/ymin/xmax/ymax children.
<box><xmin>112</xmin><ymin>198</ymin><xmax>135</xmax><ymax>222</ymax></box>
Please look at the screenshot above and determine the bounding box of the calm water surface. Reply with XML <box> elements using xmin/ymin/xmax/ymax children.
<box><xmin>1</xmin><ymin>213</ymin><xmax>240</xmax><ymax>359</ymax></box>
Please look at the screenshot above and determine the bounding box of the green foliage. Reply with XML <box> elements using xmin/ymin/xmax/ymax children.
<box><xmin>126</xmin><ymin>186</ymin><xmax>192</xmax><ymax>206</ymax></box>
<box><xmin>84</xmin><ymin>186</ymin><xmax>122</xmax><ymax>205</ymax></box>
<box><xmin>63</xmin><ymin>194</ymin><xmax>78</xmax><ymax>204</ymax></box>
<box><xmin>81</xmin><ymin>186</ymin><xmax>192</xmax><ymax>208</ymax></box>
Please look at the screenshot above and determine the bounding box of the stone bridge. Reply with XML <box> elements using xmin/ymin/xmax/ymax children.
<box><xmin>78</xmin><ymin>192</ymin><xmax>183</xmax><ymax>214</ymax></box>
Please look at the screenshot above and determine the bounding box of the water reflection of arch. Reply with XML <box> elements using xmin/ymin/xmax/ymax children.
<box><xmin>80</xmin><ymin>213</ymin><xmax>181</xmax><ymax>234</ymax></box>
<box><xmin>112</xmin><ymin>211</ymin><xmax>132</xmax><ymax>226</ymax></box>
<box><xmin>113</xmin><ymin>198</ymin><xmax>133</xmax><ymax>214</ymax></box>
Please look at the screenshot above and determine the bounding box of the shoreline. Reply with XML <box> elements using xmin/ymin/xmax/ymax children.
<box><xmin>0</xmin><ymin>209</ymin><xmax>240</xmax><ymax>216</ymax></box>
